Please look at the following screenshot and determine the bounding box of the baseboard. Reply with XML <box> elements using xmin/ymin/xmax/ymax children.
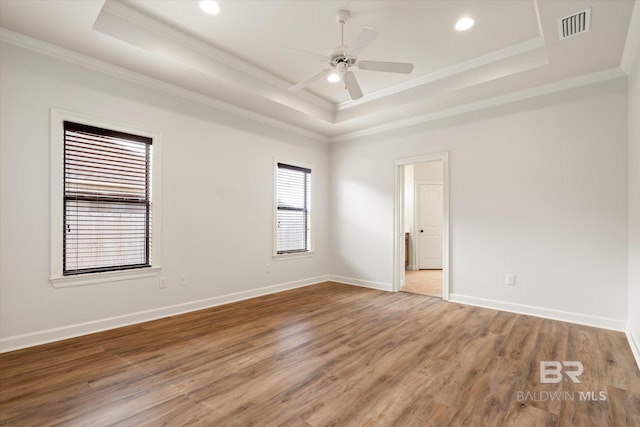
<box><xmin>626</xmin><ymin>322</ymin><xmax>640</xmax><ymax>371</ymax></box>
<box><xmin>0</xmin><ymin>275</ymin><xmax>330</xmax><ymax>353</ymax></box>
<box><xmin>329</xmin><ymin>275</ymin><xmax>393</xmax><ymax>292</ymax></box>
<box><xmin>449</xmin><ymin>293</ymin><xmax>627</xmax><ymax>332</ymax></box>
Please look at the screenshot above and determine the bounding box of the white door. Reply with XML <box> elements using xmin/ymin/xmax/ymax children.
<box><xmin>418</xmin><ymin>184</ymin><xmax>443</xmax><ymax>269</ymax></box>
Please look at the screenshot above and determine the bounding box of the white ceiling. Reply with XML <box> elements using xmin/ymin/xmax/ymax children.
<box><xmin>0</xmin><ymin>0</ymin><xmax>635</xmax><ymax>141</ymax></box>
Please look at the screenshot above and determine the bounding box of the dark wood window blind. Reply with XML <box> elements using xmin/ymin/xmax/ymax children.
<box><xmin>63</xmin><ymin>121</ymin><xmax>152</xmax><ymax>275</ymax></box>
<box><xmin>276</xmin><ymin>163</ymin><xmax>311</xmax><ymax>254</ymax></box>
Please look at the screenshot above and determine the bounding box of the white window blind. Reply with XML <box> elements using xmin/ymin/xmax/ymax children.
<box><xmin>63</xmin><ymin>121</ymin><xmax>152</xmax><ymax>275</ymax></box>
<box><xmin>276</xmin><ymin>163</ymin><xmax>311</xmax><ymax>254</ymax></box>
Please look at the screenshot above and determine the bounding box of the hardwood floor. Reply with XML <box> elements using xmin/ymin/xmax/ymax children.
<box><xmin>1</xmin><ymin>282</ymin><xmax>639</xmax><ymax>426</ymax></box>
<box><xmin>403</xmin><ymin>269</ymin><xmax>442</xmax><ymax>297</ymax></box>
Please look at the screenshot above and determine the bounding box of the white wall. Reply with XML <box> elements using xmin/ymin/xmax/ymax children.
<box><xmin>628</xmin><ymin>29</ymin><xmax>640</xmax><ymax>358</ymax></box>
<box><xmin>0</xmin><ymin>43</ymin><xmax>330</xmax><ymax>351</ymax></box>
<box><xmin>0</xmin><ymin>38</ymin><xmax>634</xmax><ymax>351</ymax></box>
<box><xmin>331</xmin><ymin>78</ymin><xmax>629</xmax><ymax>326</ymax></box>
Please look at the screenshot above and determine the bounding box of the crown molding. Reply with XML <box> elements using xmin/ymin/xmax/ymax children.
<box><xmin>0</xmin><ymin>27</ymin><xmax>329</xmax><ymax>143</ymax></box>
<box><xmin>337</xmin><ymin>37</ymin><xmax>547</xmax><ymax>111</ymax></box>
<box><xmin>105</xmin><ymin>0</ymin><xmax>334</xmax><ymax>113</ymax></box>
<box><xmin>4</xmin><ymin>25</ymin><xmax>621</xmax><ymax>145</ymax></box>
<box><xmin>338</xmin><ymin>0</ymin><xmax>546</xmax><ymax>111</ymax></box>
<box><xmin>532</xmin><ymin>0</ymin><xmax>546</xmax><ymax>41</ymax></box>
<box><xmin>330</xmin><ymin>67</ymin><xmax>625</xmax><ymax>142</ymax></box>
<box><xmin>621</xmin><ymin>0</ymin><xmax>640</xmax><ymax>75</ymax></box>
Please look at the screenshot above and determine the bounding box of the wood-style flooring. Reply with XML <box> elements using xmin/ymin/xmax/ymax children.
<box><xmin>1</xmin><ymin>282</ymin><xmax>639</xmax><ymax>426</ymax></box>
<box><xmin>403</xmin><ymin>269</ymin><xmax>443</xmax><ymax>297</ymax></box>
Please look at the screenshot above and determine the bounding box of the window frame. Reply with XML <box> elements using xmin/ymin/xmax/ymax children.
<box><xmin>50</xmin><ymin>109</ymin><xmax>162</xmax><ymax>287</ymax></box>
<box><xmin>273</xmin><ymin>159</ymin><xmax>314</xmax><ymax>260</ymax></box>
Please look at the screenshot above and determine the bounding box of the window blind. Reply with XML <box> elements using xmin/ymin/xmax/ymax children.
<box><xmin>63</xmin><ymin>121</ymin><xmax>152</xmax><ymax>275</ymax></box>
<box><xmin>276</xmin><ymin>163</ymin><xmax>311</xmax><ymax>254</ymax></box>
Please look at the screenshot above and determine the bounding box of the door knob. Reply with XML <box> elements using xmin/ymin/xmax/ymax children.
<box><xmin>420</xmin><ymin>229</ymin><xmax>424</xmax><ymax>233</ymax></box>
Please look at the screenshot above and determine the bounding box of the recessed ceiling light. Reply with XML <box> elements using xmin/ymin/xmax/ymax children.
<box><xmin>455</xmin><ymin>16</ymin><xmax>474</xmax><ymax>31</ymax></box>
<box><xmin>327</xmin><ymin>72</ymin><xmax>341</xmax><ymax>83</ymax></box>
<box><xmin>199</xmin><ymin>0</ymin><xmax>220</xmax><ymax>15</ymax></box>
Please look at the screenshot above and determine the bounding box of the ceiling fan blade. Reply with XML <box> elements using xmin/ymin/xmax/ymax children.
<box><xmin>344</xmin><ymin>71</ymin><xmax>364</xmax><ymax>100</ymax></box>
<box><xmin>345</xmin><ymin>27</ymin><xmax>378</xmax><ymax>57</ymax></box>
<box><xmin>358</xmin><ymin>60</ymin><xmax>414</xmax><ymax>74</ymax></box>
<box><xmin>280</xmin><ymin>46</ymin><xmax>329</xmax><ymax>62</ymax></box>
<box><xmin>289</xmin><ymin>69</ymin><xmax>331</xmax><ymax>91</ymax></box>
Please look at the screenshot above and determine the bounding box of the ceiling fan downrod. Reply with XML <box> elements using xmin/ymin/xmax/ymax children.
<box><xmin>336</xmin><ymin>10</ymin><xmax>351</xmax><ymax>47</ymax></box>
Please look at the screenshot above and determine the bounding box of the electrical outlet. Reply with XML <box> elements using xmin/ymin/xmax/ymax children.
<box><xmin>506</xmin><ymin>274</ymin><xmax>516</xmax><ymax>286</ymax></box>
<box><xmin>159</xmin><ymin>277</ymin><xmax>167</xmax><ymax>289</ymax></box>
<box><xmin>265</xmin><ymin>264</ymin><xmax>271</xmax><ymax>273</ymax></box>
<box><xmin>180</xmin><ymin>275</ymin><xmax>187</xmax><ymax>286</ymax></box>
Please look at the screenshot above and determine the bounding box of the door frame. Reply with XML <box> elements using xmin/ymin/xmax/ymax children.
<box><xmin>393</xmin><ymin>152</ymin><xmax>450</xmax><ymax>299</ymax></box>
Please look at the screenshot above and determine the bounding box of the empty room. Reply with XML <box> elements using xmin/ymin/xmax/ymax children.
<box><xmin>1</xmin><ymin>0</ymin><xmax>639</xmax><ymax>425</ymax></box>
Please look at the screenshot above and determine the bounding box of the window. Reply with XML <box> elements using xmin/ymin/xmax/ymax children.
<box><xmin>63</xmin><ymin>121</ymin><xmax>152</xmax><ymax>275</ymax></box>
<box><xmin>50</xmin><ymin>109</ymin><xmax>161</xmax><ymax>287</ymax></box>
<box><xmin>276</xmin><ymin>163</ymin><xmax>311</xmax><ymax>255</ymax></box>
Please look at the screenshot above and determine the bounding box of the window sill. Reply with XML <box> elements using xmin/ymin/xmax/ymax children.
<box><xmin>273</xmin><ymin>251</ymin><xmax>315</xmax><ymax>262</ymax></box>
<box><xmin>50</xmin><ymin>266</ymin><xmax>162</xmax><ymax>288</ymax></box>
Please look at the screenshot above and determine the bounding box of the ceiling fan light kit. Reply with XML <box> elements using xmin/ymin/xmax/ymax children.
<box><xmin>327</xmin><ymin>72</ymin><xmax>341</xmax><ymax>83</ymax></box>
<box><xmin>286</xmin><ymin>10</ymin><xmax>414</xmax><ymax>100</ymax></box>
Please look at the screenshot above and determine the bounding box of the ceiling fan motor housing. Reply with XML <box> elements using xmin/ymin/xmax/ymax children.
<box><xmin>328</xmin><ymin>47</ymin><xmax>356</xmax><ymax>68</ymax></box>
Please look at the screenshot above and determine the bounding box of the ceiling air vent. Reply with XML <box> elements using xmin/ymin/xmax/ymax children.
<box><xmin>558</xmin><ymin>8</ymin><xmax>591</xmax><ymax>40</ymax></box>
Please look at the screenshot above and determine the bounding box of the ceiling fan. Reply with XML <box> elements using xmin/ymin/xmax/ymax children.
<box><xmin>285</xmin><ymin>10</ymin><xmax>414</xmax><ymax>100</ymax></box>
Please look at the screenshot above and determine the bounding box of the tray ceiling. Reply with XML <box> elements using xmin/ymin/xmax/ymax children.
<box><xmin>0</xmin><ymin>0</ymin><xmax>635</xmax><ymax>140</ymax></box>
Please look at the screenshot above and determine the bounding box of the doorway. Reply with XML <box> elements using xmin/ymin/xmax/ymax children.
<box><xmin>394</xmin><ymin>153</ymin><xmax>449</xmax><ymax>300</ymax></box>
<box><xmin>404</xmin><ymin>269</ymin><xmax>443</xmax><ymax>297</ymax></box>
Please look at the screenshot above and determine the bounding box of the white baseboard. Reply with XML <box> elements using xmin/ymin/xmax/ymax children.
<box><xmin>449</xmin><ymin>293</ymin><xmax>627</xmax><ymax>332</ymax></box>
<box><xmin>329</xmin><ymin>275</ymin><xmax>393</xmax><ymax>292</ymax></box>
<box><xmin>5</xmin><ymin>277</ymin><xmax>633</xmax><ymax>364</ymax></box>
<box><xmin>626</xmin><ymin>322</ymin><xmax>640</xmax><ymax>371</ymax></box>
<box><xmin>0</xmin><ymin>275</ymin><xmax>330</xmax><ymax>353</ymax></box>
